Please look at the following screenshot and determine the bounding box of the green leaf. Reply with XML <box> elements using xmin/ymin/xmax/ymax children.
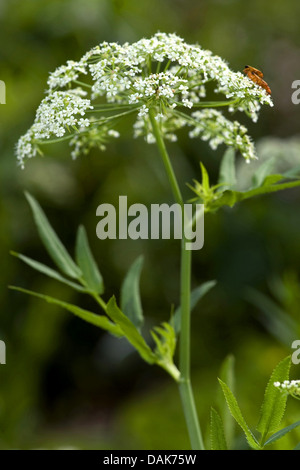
<box><xmin>9</xmin><ymin>286</ymin><xmax>123</xmax><ymax>337</ymax></box>
<box><xmin>200</xmin><ymin>162</ymin><xmax>210</xmax><ymax>192</ymax></box>
<box><xmin>75</xmin><ymin>225</ymin><xmax>104</xmax><ymax>294</ymax></box>
<box><xmin>11</xmin><ymin>251</ymin><xmax>88</xmax><ymax>293</ymax></box>
<box><xmin>282</xmin><ymin>165</ymin><xmax>300</xmax><ymax>179</ymax></box>
<box><xmin>219</xmin><ymin>355</ymin><xmax>235</xmax><ymax>393</ymax></box>
<box><xmin>192</xmin><ymin>173</ymin><xmax>300</xmax><ymax>213</ymax></box>
<box><xmin>218</xmin><ymin>148</ymin><xmax>236</xmax><ymax>190</ymax></box>
<box><xmin>210</xmin><ymin>408</ymin><xmax>228</xmax><ymax>450</ymax></box>
<box><xmin>106</xmin><ymin>296</ymin><xmax>155</xmax><ymax>364</ymax></box>
<box><xmin>120</xmin><ymin>255</ymin><xmax>144</xmax><ymax>329</ymax></box>
<box><xmin>25</xmin><ymin>192</ymin><xmax>81</xmax><ymax>279</ymax></box>
<box><xmin>218</xmin><ymin>355</ymin><xmax>235</xmax><ymax>447</ymax></box>
<box><xmin>257</xmin><ymin>356</ymin><xmax>291</xmax><ymax>442</ymax></box>
<box><xmin>172</xmin><ymin>280</ymin><xmax>216</xmax><ymax>334</ymax></box>
<box><xmin>260</xmin><ymin>174</ymin><xmax>284</xmax><ymax>185</ymax></box>
<box><xmin>264</xmin><ymin>420</ymin><xmax>300</xmax><ymax>446</ymax></box>
<box><xmin>251</xmin><ymin>157</ymin><xmax>276</xmax><ymax>188</ymax></box>
<box><xmin>217</xmin><ymin>177</ymin><xmax>300</xmax><ymax>209</ymax></box>
<box><xmin>150</xmin><ymin>322</ymin><xmax>180</xmax><ymax>381</ymax></box>
<box><xmin>244</xmin><ymin>288</ymin><xmax>296</xmax><ymax>346</ymax></box>
<box><xmin>293</xmin><ymin>442</ymin><xmax>300</xmax><ymax>450</ymax></box>
<box><xmin>218</xmin><ymin>379</ymin><xmax>261</xmax><ymax>450</ymax></box>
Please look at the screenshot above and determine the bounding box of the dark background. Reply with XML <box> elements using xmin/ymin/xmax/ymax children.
<box><xmin>0</xmin><ymin>0</ymin><xmax>300</xmax><ymax>449</ymax></box>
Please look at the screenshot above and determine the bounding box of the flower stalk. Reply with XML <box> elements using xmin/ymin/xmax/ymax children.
<box><xmin>149</xmin><ymin>109</ymin><xmax>204</xmax><ymax>450</ymax></box>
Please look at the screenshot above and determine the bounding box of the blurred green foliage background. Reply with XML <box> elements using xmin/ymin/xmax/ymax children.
<box><xmin>0</xmin><ymin>0</ymin><xmax>300</xmax><ymax>450</ymax></box>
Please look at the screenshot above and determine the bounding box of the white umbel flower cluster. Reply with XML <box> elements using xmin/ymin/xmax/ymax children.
<box><xmin>188</xmin><ymin>109</ymin><xmax>256</xmax><ymax>163</ymax></box>
<box><xmin>274</xmin><ymin>380</ymin><xmax>300</xmax><ymax>399</ymax></box>
<box><xmin>16</xmin><ymin>33</ymin><xmax>273</xmax><ymax>168</ymax></box>
<box><xmin>16</xmin><ymin>91</ymin><xmax>93</xmax><ymax>168</ymax></box>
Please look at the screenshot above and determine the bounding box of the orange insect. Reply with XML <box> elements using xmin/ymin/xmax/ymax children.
<box><xmin>243</xmin><ymin>65</ymin><xmax>271</xmax><ymax>95</ymax></box>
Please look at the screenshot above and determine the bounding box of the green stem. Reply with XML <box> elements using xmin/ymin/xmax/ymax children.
<box><xmin>73</xmin><ymin>80</ymin><xmax>92</xmax><ymax>88</ymax></box>
<box><xmin>149</xmin><ymin>109</ymin><xmax>182</xmax><ymax>206</ymax></box>
<box><xmin>149</xmin><ymin>109</ymin><xmax>205</xmax><ymax>450</ymax></box>
<box><xmin>179</xmin><ymin>242</ymin><xmax>204</xmax><ymax>450</ymax></box>
<box><xmin>186</xmin><ymin>99</ymin><xmax>239</xmax><ymax>108</ymax></box>
<box><xmin>90</xmin><ymin>291</ymin><xmax>108</xmax><ymax>313</ymax></box>
<box><xmin>35</xmin><ymin>134</ymin><xmax>74</xmax><ymax>145</ymax></box>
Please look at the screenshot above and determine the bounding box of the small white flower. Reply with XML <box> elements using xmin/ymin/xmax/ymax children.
<box><xmin>146</xmin><ymin>133</ymin><xmax>156</xmax><ymax>144</ymax></box>
<box><xmin>138</xmin><ymin>105</ymin><xmax>149</xmax><ymax>118</ymax></box>
<box><xmin>154</xmin><ymin>113</ymin><xmax>164</xmax><ymax>122</ymax></box>
<box><xmin>273</xmin><ymin>380</ymin><xmax>300</xmax><ymax>399</ymax></box>
<box><xmin>107</xmin><ymin>129</ymin><xmax>120</xmax><ymax>138</ymax></box>
<box><xmin>182</xmin><ymin>99</ymin><xmax>193</xmax><ymax>109</ymax></box>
